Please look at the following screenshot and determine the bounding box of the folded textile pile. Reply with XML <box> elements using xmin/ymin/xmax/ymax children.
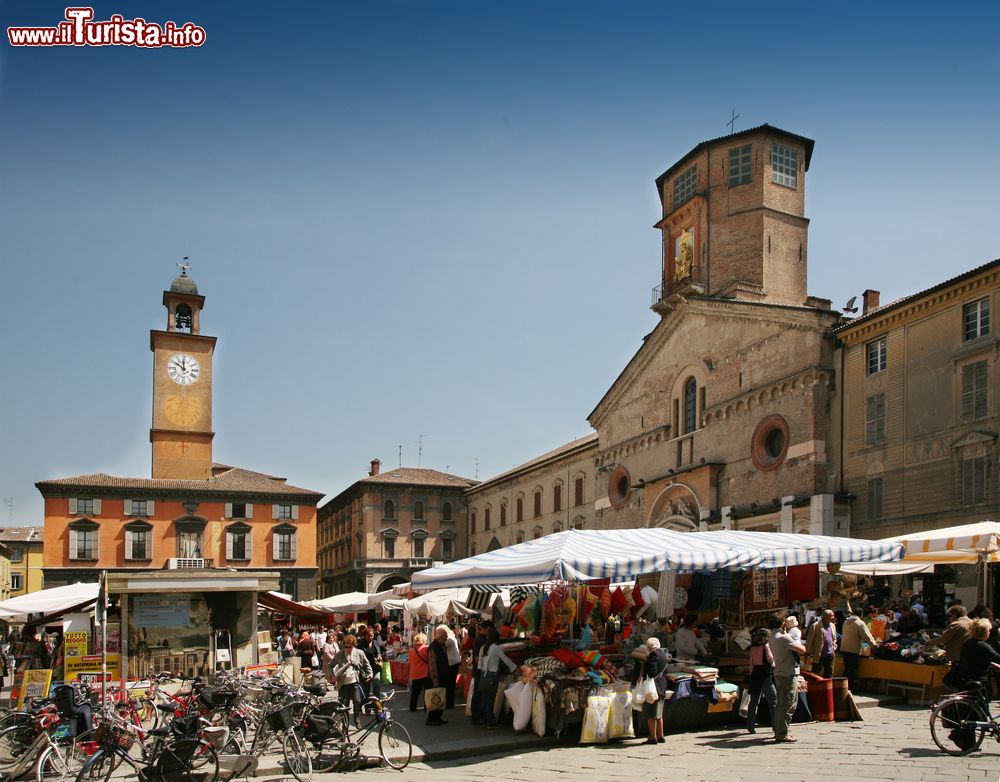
<box><xmin>684</xmin><ymin>665</ymin><xmax>719</xmax><ymax>685</ymax></box>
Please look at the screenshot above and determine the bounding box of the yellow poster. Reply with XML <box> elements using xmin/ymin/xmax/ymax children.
<box><xmin>65</xmin><ymin>654</ymin><xmax>120</xmax><ymax>682</ymax></box>
<box><xmin>18</xmin><ymin>669</ymin><xmax>53</xmax><ymax>708</ymax></box>
<box><xmin>65</xmin><ymin>632</ymin><xmax>89</xmax><ymax>658</ymax></box>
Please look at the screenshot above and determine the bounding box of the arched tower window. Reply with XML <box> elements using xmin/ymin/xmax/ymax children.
<box><xmin>684</xmin><ymin>376</ymin><xmax>698</xmax><ymax>434</ymax></box>
<box><xmin>175</xmin><ymin>304</ymin><xmax>193</xmax><ymax>332</ymax></box>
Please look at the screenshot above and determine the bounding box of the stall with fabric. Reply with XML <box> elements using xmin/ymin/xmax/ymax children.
<box><xmin>411</xmin><ymin>527</ymin><xmax>904</xmax><ymax>740</ymax></box>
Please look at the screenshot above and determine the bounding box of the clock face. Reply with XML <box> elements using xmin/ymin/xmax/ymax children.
<box><xmin>164</xmin><ymin>396</ymin><xmax>202</xmax><ymax>427</ymax></box>
<box><xmin>167</xmin><ymin>354</ymin><xmax>201</xmax><ymax>385</ymax></box>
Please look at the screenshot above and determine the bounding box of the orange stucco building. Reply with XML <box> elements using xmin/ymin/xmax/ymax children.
<box><xmin>37</xmin><ymin>269</ymin><xmax>322</xmax><ymax>599</ymax></box>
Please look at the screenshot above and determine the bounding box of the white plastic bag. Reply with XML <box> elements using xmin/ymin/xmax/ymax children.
<box><xmin>632</xmin><ymin>677</ymin><xmax>657</xmax><ymax>707</ymax></box>
<box><xmin>738</xmin><ymin>689</ymin><xmax>751</xmax><ymax>719</ymax></box>
<box><xmin>513</xmin><ymin>680</ymin><xmax>533</xmax><ymax>731</ymax></box>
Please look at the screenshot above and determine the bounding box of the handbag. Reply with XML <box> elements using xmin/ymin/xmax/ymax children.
<box><xmin>380</xmin><ymin>660</ymin><xmax>393</xmax><ymax>685</ymax></box>
<box><xmin>423</xmin><ymin>686</ymin><xmax>447</xmax><ymax>712</ymax></box>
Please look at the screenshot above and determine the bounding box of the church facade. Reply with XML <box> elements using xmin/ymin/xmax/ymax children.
<box><xmin>38</xmin><ymin>270</ymin><xmax>322</xmax><ymax>600</ymax></box>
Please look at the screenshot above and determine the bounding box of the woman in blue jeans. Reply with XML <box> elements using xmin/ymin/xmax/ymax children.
<box><xmin>746</xmin><ymin>627</ymin><xmax>777</xmax><ymax>734</ymax></box>
<box><xmin>472</xmin><ymin>629</ymin><xmax>517</xmax><ymax>728</ymax></box>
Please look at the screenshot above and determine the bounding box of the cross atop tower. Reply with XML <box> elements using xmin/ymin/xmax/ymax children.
<box><xmin>726</xmin><ymin>110</ymin><xmax>741</xmax><ymax>135</ymax></box>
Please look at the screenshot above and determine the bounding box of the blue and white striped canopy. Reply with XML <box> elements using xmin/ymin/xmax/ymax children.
<box><xmin>410</xmin><ymin>528</ymin><xmax>905</xmax><ymax>589</ymax></box>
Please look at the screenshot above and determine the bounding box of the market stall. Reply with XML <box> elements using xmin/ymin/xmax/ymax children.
<box><xmin>410</xmin><ymin>527</ymin><xmax>904</xmax><ymax>739</ymax></box>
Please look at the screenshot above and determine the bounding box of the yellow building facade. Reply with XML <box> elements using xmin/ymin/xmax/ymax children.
<box><xmin>0</xmin><ymin>527</ymin><xmax>43</xmax><ymax>597</ymax></box>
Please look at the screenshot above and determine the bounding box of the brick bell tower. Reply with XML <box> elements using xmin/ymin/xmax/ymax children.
<box><xmin>652</xmin><ymin>124</ymin><xmax>814</xmax><ymax>311</ymax></box>
<box><xmin>149</xmin><ymin>264</ymin><xmax>216</xmax><ymax>479</ymax></box>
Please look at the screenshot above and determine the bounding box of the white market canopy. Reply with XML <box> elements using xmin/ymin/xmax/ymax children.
<box><xmin>0</xmin><ymin>582</ymin><xmax>100</xmax><ymax>622</ymax></box>
<box><xmin>308</xmin><ymin>591</ymin><xmax>371</xmax><ymax>612</ymax></box>
<box><xmin>891</xmin><ymin>521</ymin><xmax>1000</xmax><ymax>564</ymax></box>
<box><xmin>411</xmin><ymin>527</ymin><xmax>905</xmax><ymax>590</ymax></box>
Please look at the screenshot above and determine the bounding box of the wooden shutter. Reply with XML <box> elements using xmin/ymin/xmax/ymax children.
<box><xmin>124</xmin><ymin>499</ymin><xmax>132</xmax><ymax>515</ymax></box>
<box><xmin>225</xmin><ymin>503</ymin><xmax>233</xmax><ymax>519</ymax></box>
<box><xmin>226</xmin><ymin>530</ymin><xmax>234</xmax><ymax>561</ymax></box>
<box><xmin>246</xmin><ymin>503</ymin><xmax>253</xmax><ymax>519</ymax></box>
<box><xmin>291</xmin><ymin>505</ymin><xmax>299</xmax><ymax>520</ymax></box>
<box><xmin>93</xmin><ymin>499</ymin><xmax>102</xmax><ymax>515</ymax></box>
<box><xmin>246</xmin><ymin>529</ymin><xmax>253</xmax><ymax>561</ymax></box>
<box><xmin>272</xmin><ymin>505</ymin><xmax>279</xmax><ymax>520</ymax></box>
<box><xmin>272</xmin><ymin>529</ymin><xmax>279</xmax><ymax>558</ymax></box>
<box><xmin>125</xmin><ymin>529</ymin><xmax>133</xmax><ymax>559</ymax></box>
<box><xmin>69</xmin><ymin>528</ymin><xmax>78</xmax><ymax>560</ymax></box>
<box><xmin>290</xmin><ymin>532</ymin><xmax>298</xmax><ymax>561</ymax></box>
<box><xmin>68</xmin><ymin>498</ymin><xmax>78</xmax><ymax>515</ymax></box>
<box><xmin>147</xmin><ymin>500</ymin><xmax>155</xmax><ymax>516</ymax></box>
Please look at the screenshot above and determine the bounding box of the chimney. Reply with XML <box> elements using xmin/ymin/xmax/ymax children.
<box><xmin>369</xmin><ymin>459</ymin><xmax>381</xmax><ymax>477</ymax></box>
<box><xmin>862</xmin><ymin>289</ymin><xmax>880</xmax><ymax>315</ymax></box>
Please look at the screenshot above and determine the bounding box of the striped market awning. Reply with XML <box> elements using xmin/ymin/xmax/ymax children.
<box><xmin>410</xmin><ymin>527</ymin><xmax>904</xmax><ymax>590</ymax></box>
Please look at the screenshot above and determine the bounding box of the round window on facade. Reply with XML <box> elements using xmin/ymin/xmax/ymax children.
<box><xmin>751</xmin><ymin>414</ymin><xmax>790</xmax><ymax>471</ymax></box>
<box><xmin>609</xmin><ymin>466</ymin><xmax>632</xmax><ymax>509</ymax></box>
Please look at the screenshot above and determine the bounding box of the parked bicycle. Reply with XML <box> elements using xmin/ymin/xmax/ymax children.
<box><xmin>929</xmin><ymin>679</ymin><xmax>1000</xmax><ymax>755</ymax></box>
<box><xmin>300</xmin><ymin>690</ymin><xmax>411</xmax><ymax>773</ymax></box>
<box><xmin>74</xmin><ymin>710</ymin><xmax>220</xmax><ymax>782</ymax></box>
<box><xmin>0</xmin><ymin>704</ymin><xmax>90</xmax><ymax>782</ymax></box>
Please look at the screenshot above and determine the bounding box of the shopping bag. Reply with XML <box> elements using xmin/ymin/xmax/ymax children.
<box><xmin>310</xmin><ymin>653</ymin><xmax>320</xmax><ymax>668</ymax></box>
<box><xmin>380</xmin><ymin>661</ymin><xmax>393</xmax><ymax>685</ymax></box>
<box><xmin>424</xmin><ymin>687</ymin><xmax>446</xmax><ymax>711</ymax></box>
<box><xmin>738</xmin><ymin>690</ymin><xmax>751</xmax><ymax>719</ymax></box>
<box><xmin>631</xmin><ymin>677</ymin><xmax>656</xmax><ymax>708</ymax></box>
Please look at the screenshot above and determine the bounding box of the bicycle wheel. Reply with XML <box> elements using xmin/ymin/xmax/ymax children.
<box><xmin>155</xmin><ymin>738</ymin><xmax>219</xmax><ymax>782</ymax></box>
<box><xmin>74</xmin><ymin>750</ymin><xmax>116</xmax><ymax>782</ymax></box>
<box><xmin>377</xmin><ymin>720</ymin><xmax>412</xmax><ymax>770</ymax></box>
<box><xmin>281</xmin><ymin>729</ymin><xmax>312</xmax><ymax>782</ymax></box>
<box><xmin>36</xmin><ymin>741</ymin><xmax>89</xmax><ymax>782</ymax></box>
<box><xmin>0</xmin><ymin>722</ymin><xmax>38</xmax><ymax>768</ymax></box>
<box><xmin>930</xmin><ymin>697</ymin><xmax>988</xmax><ymax>756</ymax></box>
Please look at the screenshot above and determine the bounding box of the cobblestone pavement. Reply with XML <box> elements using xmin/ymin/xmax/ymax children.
<box><xmin>343</xmin><ymin>700</ymin><xmax>1000</xmax><ymax>782</ymax></box>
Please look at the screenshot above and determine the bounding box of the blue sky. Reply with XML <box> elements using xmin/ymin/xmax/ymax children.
<box><xmin>1</xmin><ymin>1</ymin><xmax>999</xmax><ymax>523</ymax></box>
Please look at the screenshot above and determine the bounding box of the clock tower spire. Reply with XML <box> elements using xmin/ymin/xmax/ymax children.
<box><xmin>150</xmin><ymin>265</ymin><xmax>216</xmax><ymax>480</ymax></box>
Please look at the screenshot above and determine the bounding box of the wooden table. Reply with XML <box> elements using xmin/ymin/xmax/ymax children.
<box><xmin>834</xmin><ymin>657</ymin><xmax>948</xmax><ymax>705</ymax></box>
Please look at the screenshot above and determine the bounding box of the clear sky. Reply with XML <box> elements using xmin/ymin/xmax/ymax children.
<box><xmin>1</xmin><ymin>1</ymin><xmax>998</xmax><ymax>524</ymax></box>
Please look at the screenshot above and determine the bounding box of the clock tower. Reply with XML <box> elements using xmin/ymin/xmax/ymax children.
<box><xmin>150</xmin><ymin>266</ymin><xmax>216</xmax><ymax>480</ymax></box>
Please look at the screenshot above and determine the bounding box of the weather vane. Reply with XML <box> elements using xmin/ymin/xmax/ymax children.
<box><xmin>727</xmin><ymin>110</ymin><xmax>741</xmax><ymax>135</ymax></box>
<box><xmin>177</xmin><ymin>257</ymin><xmax>192</xmax><ymax>276</ymax></box>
